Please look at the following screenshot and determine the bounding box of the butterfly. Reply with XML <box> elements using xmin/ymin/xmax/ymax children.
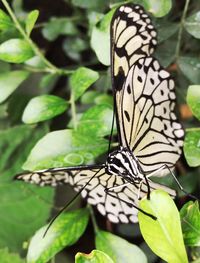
<box><xmin>15</xmin><ymin>4</ymin><xmax>184</xmax><ymax>224</ymax></box>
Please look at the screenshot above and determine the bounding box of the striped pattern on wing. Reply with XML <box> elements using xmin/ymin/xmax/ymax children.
<box><xmin>111</xmin><ymin>4</ymin><xmax>157</xmax><ymax>91</ymax></box>
<box><xmin>116</xmin><ymin>57</ymin><xmax>184</xmax><ymax>174</ymax></box>
<box><xmin>15</xmin><ymin>165</ymin><xmax>175</xmax><ymax>223</ymax></box>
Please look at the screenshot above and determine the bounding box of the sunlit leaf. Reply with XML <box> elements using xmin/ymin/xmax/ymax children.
<box><xmin>27</xmin><ymin>209</ymin><xmax>89</xmax><ymax>263</ymax></box>
<box><xmin>70</xmin><ymin>67</ymin><xmax>99</xmax><ymax>100</ymax></box>
<box><xmin>75</xmin><ymin>250</ymin><xmax>114</xmax><ymax>263</ymax></box>
<box><xmin>95</xmin><ymin>230</ymin><xmax>147</xmax><ymax>263</ymax></box>
<box><xmin>25</xmin><ymin>10</ymin><xmax>39</xmax><ymax>36</ymax></box>
<box><xmin>187</xmin><ymin>85</ymin><xmax>200</xmax><ymax>120</ymax></box>
<box><xmin>184</xmin><ymin>129</ymin><xmax>200</xmax><ymax>167</ymax></box>
<box><xmin>138</xmin><ymin>190</ymin><xmax>188</xmax><ymax>263</ymax></box>
<box><xmin>91</xmin><ymin>9</ymin><xmax>115</xmax><ymax>65</ymax></box>
<box><xmin>0</xmin><ymin>70</ymin><xmax>29</xmax><ymax>103</ymax></box>
<box><xmin>22</xmin><ymin>95</ymin><xmax>68</xmax><ymax>124</ymax></box>
<box><xmin>180</xmin><ymin>201</ymin><xmax>200</xmax><ymax>246</ymax></box>
<box><xmin>0</xmin><ymin>39</ymin><xmax>34</xmax><ymax>63</ymax></box>
<box><xmin>0</xmin><ymin>9</ymin><xmax>13</xmax><ymax>31</ymax></box>
<box><xmin>142</xmin><ymin>0</ymin><xmax>172</xmax><ymax>17</ymax></box>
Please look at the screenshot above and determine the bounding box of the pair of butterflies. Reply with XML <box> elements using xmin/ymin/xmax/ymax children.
<box><xmin>15</xmin><ymin>4</ymin><xmax>184</xmax><ymax>224</ymax></box>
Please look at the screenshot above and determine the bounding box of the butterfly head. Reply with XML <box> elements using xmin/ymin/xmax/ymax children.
<box><xmin>105</xmin><ymin>148</ymin><xmax>142</xmax><ymax>183</ymax></box>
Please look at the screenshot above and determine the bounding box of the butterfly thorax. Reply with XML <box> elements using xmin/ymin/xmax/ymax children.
<box><xmin>105</xmin><ymin>147</ymin><xmax>143</xmax><ymax>183</ymax></box>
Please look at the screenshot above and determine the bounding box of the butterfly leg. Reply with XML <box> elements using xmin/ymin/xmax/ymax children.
<box><xmin>104</xmin><ymin>186</ymin><xmax>157</xmax><ymax>220</ymax></box>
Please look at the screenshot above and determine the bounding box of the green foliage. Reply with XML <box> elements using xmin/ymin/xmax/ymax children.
<box><xmin>180</xmin><ymin>201</ymin><xmax>200</xmax><ymax>247</ymax></box>
<box><xmin>0</xmin><ymin>39</ymin><xmax>34</xmax><ymax>63</ymax></box>
<box><xmin>95</xmin><ymin>230</ymin><xmax>147</xmax><ymax>263</ymax></box>
<box><xmin>138</xmin><ymin>190</ymin><xmax>188</xmax><ymax>263</ymax></box>
<box><xmin>0</xmin><ymin>70</ymin><xmax>29</xmax><ymax>103</ymax></box>
<box><xmin>75</xmin><ymin>250</ymin><xmax>114</xmax><ymax>263</ymax></box>
<box><xmin>22</xmin><ymin>95</ymin><xmax>68</xmax><ymax>124</ymax></box>
<box><xmin>0</xmin><ymin>0</ymin><xmax>199</xmax><ymax>262</ymax></box>
<box><xmin>27</xmin><ymin>209</ymin><xmax>89</xmax><ymax>263</ymax></box>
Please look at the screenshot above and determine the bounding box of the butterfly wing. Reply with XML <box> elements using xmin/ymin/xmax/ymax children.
<box><xmin>111</xmin><ymin>4</ymin><xmax>157</xmax><ymax>93</ymax></box>
<box><xmin>15</xmin><ymin>165</ymin><xmax>175</xmax><ymax>223</ymax></box>
<box><xmin>117</xmin><ymin>56</ymin><xmax>184</xmax><ymax>173</ymax></box>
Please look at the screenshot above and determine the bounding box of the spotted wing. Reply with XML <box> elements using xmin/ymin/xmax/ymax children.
<box><xmin>117</xmin><ymin>57</ymin><xmax>184</xmax><ymax>174</ymax></box>
<box><xmin>15</xmin><ymin>165</ymin><xmax>175</xmax><ymax>223</ymax></box>
<box><xmin>111</xmin><ymin>3</ymin><xmax>157</xmax><ymax>93</ymax></box>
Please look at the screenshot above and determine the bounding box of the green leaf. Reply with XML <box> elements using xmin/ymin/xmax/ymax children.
<box><xmin>62</xmin><ymin>37</ymin><xmax>88</xmax><ymax>61</ymax></box>
<box><xmin>91</xmin><ymin>9</ymin><xmax>115</xmax><ymax>65</ymax></box>
<box><xmin>39</xmin><ymin>74</ymin><xmax>58</xmax><ymax>91</ymax></box>
<box><xmin>70</xmin><ymin>67</ymin><xmax>99</xmax><ymax>101</ymax></box>
<box><xmin>180</xmin><ymin>201</ymin><xmax>200</xmax><ymax>246</ymax></box>
<box><xmin>42</xmin><ymin>17</ymin><xmax>78</xmax><ymax>41</ymax></box>
<box><xmin>154</xmin><ymin>40</ymin><xmax>176</xmax><ymax>67</ymax></box>
<box><xmin>0</xmin><ymin>248</ymin><xmax>24</xmax><ymax>263</ymax></box>
<box><xmin>184</xmin><ymin>11</ymin><xmax>200</xmax><ymax>39</ymax></box>
<box><xmin>184</xmin><ymin>129</ymin><xmax>200</xmax><ymax>167</ymax></box>
<box><xmin>27</xmin><ymin>209</ymin><xmax>89</xmax><ymax>263</ymax></box>
<box><xmin>138</xmin><ymin>190</ymin><xmax>188</xmax><ymax>263</ymax></box>
<box><xmin>178</xmin><ymin>57</ymin><xmax>200</xmax><ymax>84</ymax></box>
<box><xmin>142</xmin><ymin>0</ymin><xmax>172</xmax><ymax>17</ymax></box>
<box><xmin>72</xmin><ymin>0</ymin><xmax>107</xmax><ymax>10</ymax></box>
<box><xmin>0</xmin><ymin>9</ymin><xmax>13</xmax><ymax>31</ymax></box>
<box><xmin>156</xmin><ymin>21</ymin><xmax>179</xmax><ymax>43</ymax></box>
<box><xmin>78</xmin><ymin>104</ymin><xmax>114</xmax><ymax>137</ymax></box>
<box><xmin>81</xmin><ymin>90</ymin><xmax>101</xmax><ymax>104</ymax></box>
<box><xmin>75</xmin><ymin>250</ymin><xmax>114</xmax><ymax>263</ymax></box>
<box><xmin>187</xmin><ymin>85</ymin><xmax>200</xmax><ymax>120</ymax></box>
<box><xmin>25</xmin><ymin>10</ymin><xmax>39</xmax><ymax>36</ymax></box>
<box><xmin>0</xmin><ymin>125</ymin><xmax>54</xmax><ymax>251</ymax></box>
<box><xmin>95</xmin><ymin>230</ymin><xmax>147</xmax><ymax>263</ymax></box>
<box><xmin>22</xmin><ymin>95</ymin><xmax>68</xmax><ymax>124</ymax></box>
<box><xmin>25</xmin><ymin>56</ymin><xmax>46</xmax><ymax>68</ymax></box>
<box><xmin>0</xmin><ymin>70</ymin><xmax>29</xmax><ymax>103</ymax></box>
<box><xmin>0</xmin><ymin>39</ymin><xmax>34</xmax><ymax>63</ymax></box>
<box><xmin>23</xmin><ymin>128</ymin><xmax>108</xmax><ymax>170</ymax></box>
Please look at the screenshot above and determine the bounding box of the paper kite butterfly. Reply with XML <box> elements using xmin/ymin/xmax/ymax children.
<box><xmin>15</xmin><ymin>4</ymin><xmax>184</xmax><ymax>223</ymax></box>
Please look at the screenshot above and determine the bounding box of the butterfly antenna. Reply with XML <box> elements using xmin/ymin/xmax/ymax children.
<box><xmin>43</xmin><ymin>167</ymin><xmax>103</xmax><ymax>238</ymax></box>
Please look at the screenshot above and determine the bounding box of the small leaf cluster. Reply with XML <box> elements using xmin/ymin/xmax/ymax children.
<box><xmin>0</xmin><ymin>0</ymin><xmax>199</xmax><ymax>262</ymax></box>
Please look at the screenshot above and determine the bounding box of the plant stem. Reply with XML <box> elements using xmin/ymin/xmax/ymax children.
<box><xmin>175</xmin><ymin>0</ymin><xmax>190</xmax><ymax>59</ymax></box>
<box><xmin>1</xmin><ymin>0</ymin><xmax>61</xmax><ymax>74</ymax></box>
<box><xmin>70</xmin><ymin>91</ymin><xmax>78</xmax><ymax>129</ymax></box>
<box><xmin>88</xmin><ymin>205</ymin><xmax>99</xmax><ymax>234</ymax></box>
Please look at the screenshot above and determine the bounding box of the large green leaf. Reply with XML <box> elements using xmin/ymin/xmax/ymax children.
<box><xmin>184</xmin><ymin>11</ymin><xmax>200</xmax><ymax>39</ymax></box>
<box><xmin>27</xmin><ymin>209</ymin><xmax>89</xmax><ymax>263</ymax></box>
<box><xmin>138</xmin><ymin>190</ymin><xmax>188</xmax><ymax>263</ymax></box>
<box><xmin>0</xmin><ymin>70</ymin><xmax>29</xmax><ymax>103</ymax></box>
<box><xmin>95</xmin><ymin>230</ymin><xmax>147</xmax><ymax>263</ymax></box>
<box><xmin>0</xmin><ymin>125</ymin><xmax>54</xmax><ymax>252</ymax></box>
<box><xmin>180</xmin><ymin>201</ymin><xmax>200</xmax><ymax>246</ymax></box>
<box><xmin>22</xmin><ymin>95</ymin><xmax>68</xmax><ymax>124</ymax></box>
<box><xmin>0</xmin><ymin>39</ymin><xmax>34</xmax><ymax>63</ymax></box>
<box><xmin>75</xmin><ymin>250</ymin><xmax>114</xmax><ymax>263</ymax></box>
<box><xmin>184</xmin><ymin>129</ymin><xmax>200</xmax><ymax>167</ymax></box>
<box><xmin>22</xmin><ymin>128</ymin><xmax>108</xmax><ymax>170</ymax></box>
<box><xmin>70</xmin><ymin>67</ymin><xmax>99</xmax><ymax>101</ymax></box>
<box><xmin>72</xmin><ymin>0</ymin><xmax>107</xmax><ymax>10</ymax></box>
<box><xmin>187</xmin><ymin>85</ymin><xmax>200</xmax><ymax>120</ymax></box>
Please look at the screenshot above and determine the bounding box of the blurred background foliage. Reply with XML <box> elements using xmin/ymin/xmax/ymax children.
<box><xmin>0</xmin><ymin>0</ymin><xmax>200</xmax><ymax>262</ymax></box>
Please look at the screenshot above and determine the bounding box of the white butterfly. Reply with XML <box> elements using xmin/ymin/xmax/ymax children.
<box><xmin>15</xmin><ymin>4</ymin><xmax>184</xmax><ymax>224</ymax></box>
